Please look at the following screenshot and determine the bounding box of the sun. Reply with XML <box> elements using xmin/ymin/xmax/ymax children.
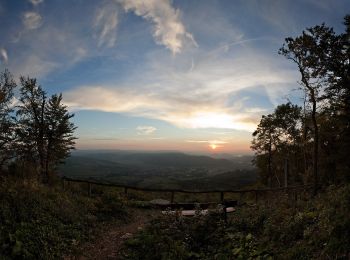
<box><xmin>209</xmin><ymin>144</ymin><xmax>217</xmax><ymax>150</ymax></box>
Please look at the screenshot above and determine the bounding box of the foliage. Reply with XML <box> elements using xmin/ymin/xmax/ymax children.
<box><xmin>0</xmin><ymin>70</ymin><xmax>16</xmax><ymax>171</ymax></box>
<box><xmin>122</xmin><ymin>207</ymin><xmax>271</xmax><ymax>260</ymax></box>
<box><xmin>16</xmin><ymin>77</ymin><xmax>77</xmax><ymax>183</ymax></box>
<box><xmin>0</xmin><ymin>178</ymin><xmax>127</xmax><ymax>259</ymax></box>
<box><xmin>122</xmin><ymin>184</ymin><xmax>350</xmax><ymax>259</ymax></box>
<box><xmin>253</xmin><ymin>15</ymin><xmax>350</xmax><ymax>191</ymax></box>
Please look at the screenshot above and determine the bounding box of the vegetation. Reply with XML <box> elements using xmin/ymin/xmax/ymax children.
<box><xmin>122</xmin><ymin>184</ymin><xmax>350</xmax><ymax>259</ymax></box>
<box><xmin>0</xmin><ymin>12</ymin><xmax>349</xmax><ymax>260</ymax></box>
<box><xmin>0</xmin><ymin>72</ymin><xmax>76</xmax><ymax>183</ymax></box>
<box><xmin>252</xmin><ymin>15</ymin><xmax>350</xmax><ymax>193</ymax></box>
<box><xmin>0</xmin><ymin>177</ymin><xmax>127</xmax><ymax>259</ymax></box>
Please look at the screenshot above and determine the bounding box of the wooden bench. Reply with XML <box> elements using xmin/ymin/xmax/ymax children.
<box><xmin>161</xmin><ymin>200</ymin><xmax>237</xmax><ymax>219</ymax></box>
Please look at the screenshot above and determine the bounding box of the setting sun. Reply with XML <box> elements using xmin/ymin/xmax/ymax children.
<box><xmin>210</xmin><ymin>144</ymin><xmax>217</xmax><ymax>150</ymax></box>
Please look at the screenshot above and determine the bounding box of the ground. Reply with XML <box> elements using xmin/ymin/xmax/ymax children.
<box><xmin>66</xmin><ymin>208</ymin><xmax>158</xmax><ymax>260</ymax></box>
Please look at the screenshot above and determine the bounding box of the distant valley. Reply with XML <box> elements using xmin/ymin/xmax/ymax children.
<box><xmin>60</xmin><ymin>150</ymin><xmax>257</xmax><ymax>190</ymax></box>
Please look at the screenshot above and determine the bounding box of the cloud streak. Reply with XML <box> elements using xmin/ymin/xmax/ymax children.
<box><xmin>29</xmin><ymin>0</ymin><xmax>44</xmax><ymax>6</ymax></box>
<box><xmin>94</xmin><ymin>2</ymin><xmax>119</xmax><ymax>48</ymax></box>
<box><xmin>64</xmin><ymin>42</ymin><xmax>297</xmax><ymax>132</ymax></box>
<box><xmin>0</xmin><ymin>48</ymin><xmax>8</xmax><ymax>64</ymax></box>
<box><xmin>136</xmin><ymin>126</ymin><xmax>157</xmax><ymax>135</ymax></box>
<box><xmin>118</xmin><ymin>0</ymin><xmax>196</xmax><ymax>54</ymax></box>
<box><xmin>22</xmin><ymin>12</ymin><xmax>43</xmax><ymax>30</ymax></box>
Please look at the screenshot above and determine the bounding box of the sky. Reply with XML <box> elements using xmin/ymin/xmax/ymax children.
<box><xmin>0</xmin><ymin>0</ymin><xmax>349</xmax><ymax>154</ymax></box>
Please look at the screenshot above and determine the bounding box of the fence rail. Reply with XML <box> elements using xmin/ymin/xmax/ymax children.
<box><xmin>62</xmin><ymin>176</ymin><xmax>313</xmax><ymax>204</ymax></box>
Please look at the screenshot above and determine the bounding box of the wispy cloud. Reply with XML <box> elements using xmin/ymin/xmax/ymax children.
<box><xmin>29</xmin><ymin>0</ymin><xmax>44</xmax><ymax>6</ymax></box>
<box><xmin>118</xmin><ymin>0</ymin><xmax>197</xmax><ymax>54</ymax></box>
<box><xmin>136</xmin><ymin>126</ymin><xmax>157</xmax><ymax>135</ymax></box>
<box><xmin>0</xmin><ymin>48</ymin><xmax>8</xmax><ymax>64</ymax></box>
<box><xmin>64</xmin><ymin>44</ymin><xmax>296</xmax><ymax>132</ymax></box>
<box><xmin>94</xmin><ymin>2</ymin><xmax>119</xmax><ymax>48</ymax></box>
<box><xmin>186</xmin><ymin>140</ymin><xmax>228</xmax><ymax>144</ymax></box>
<box><xmin>22</xmin><ymin>12</ymin><xmax>42</xmax><ymax>30</ymax></box>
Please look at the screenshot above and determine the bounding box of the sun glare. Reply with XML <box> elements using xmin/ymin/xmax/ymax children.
<box><xmin>210</xmin><ymin>144</ymin><xmax>217</xmax><ymax>150</ymax></box>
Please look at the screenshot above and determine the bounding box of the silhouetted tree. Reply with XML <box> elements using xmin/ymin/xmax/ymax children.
<box><xmin>251</xmin><ymin>114</ymin><xmax>277</xmax><ymax>187</ymax></box>
<box><xmin>251</xmin><ymin>103</ymin><xmax>303</xmax><ymax>187</ymax></box>
<box><xmin>16</xmin><ymin>77</ymin><xmax>47</xmax><ymax>181</ymax></box>
<box><xmin>16</xmin><ymin>77</ymin><xmax>77</xmax><ymax>183</ymax></box>
<box><xmin>44</xmin><ymin>94</ymin><xmax>76</xmax><ymax>178</ymax></box>
<box><xmin>279</xmin><ymin>24</ymin><xmax>338</xmax><ymax>194</ymax></box>
<box><xmin>0</xmin><ymin>70</ymin><xmax>16</xmax><ymax>172</ymax></box>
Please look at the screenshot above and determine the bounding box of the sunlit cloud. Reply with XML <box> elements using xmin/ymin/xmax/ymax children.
<box><xmin>64</xmin><ymin>43</ymin><xmax>296</xmax><ymax>132</ymax></box>
<box><xmin>94</xmin><ymin>2</ymin><xmax>119</xmax><ymax>48</ymax></box>
<box><xmin>186</xmin><ymin>140</ymin><xmax>228</xmax><ymax>144</ymax></box>
<box><xmin>22</xmin><ymin>12</ymin><xmax>42</xmax><ymax>30</ymax></box>
<box><xmin>118</xmin><ymin>0</ymin><xmax>197</xmax><ymax>54</ymax></box>
<box><xmin>0</xmin><ymin>48</ymin><xmax>8</xmax><ymax>64</ymax></box>
<box><xmin>136</xmin><ymin>126</ymin><xmax>157</xmax><ymax>135</ymax></box>
<box><xmin>64</xmin><ymin>86</ymin><xmax>260</xmax><ymax>132</ymax></box>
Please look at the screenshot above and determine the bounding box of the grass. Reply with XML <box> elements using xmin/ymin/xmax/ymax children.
<box><xmin>0</xmin><ymin>177</ymin><xmax>128</xmax><ymax>259</ymax></box>
<box><xmin>122</xmin><ymin>184</ymin><xmax>350</xmax><ymax>259</ymax></box>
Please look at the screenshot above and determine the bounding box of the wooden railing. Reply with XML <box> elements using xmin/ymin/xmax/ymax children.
<box><xmin>62</xmin><ymin>176</ymin><xmax>313</xmax><ymax>204</ymax></box>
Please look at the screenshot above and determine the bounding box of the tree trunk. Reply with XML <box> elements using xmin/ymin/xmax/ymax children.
<box><xmin>310</xmin><ymin>89</ymin><xmax>319</xmax><ymax>195</ymax></box>
<box><xmin>268</xmin><ymin>137</ymin><xmax>272</xmax><ymax>188</ymax></box>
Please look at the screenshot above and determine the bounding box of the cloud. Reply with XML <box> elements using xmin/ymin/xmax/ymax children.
<box><xmin>94</xmin><ymin>2</ymin><xmax>119</xmax><ymax>48</ymax></box>
<box><xmin>29</xmin><ymin>0</ymin><xmax>44</xmax><ymax>6</ymax></box>
<box><xmin>22</xmin><ymin>12</ymin><xmax>42</xmax><ymax>30</ymax></box>
<box><xmin>64</xmin><ymin>45</ymin><xmax>297</xmax><ymax>132</ymax></box>
<box><xmin>11</xmin><ymin>54</ymin><xmax>58</xmax><ymax>78</ymax></box>
<box><xmin>0</xmin><ymin>48</ymin><xmax>8</xmax><ymax>64</ymax></box>
<box><xmin>186</xmin><ymin>140</ymin><xmax>228</xmax><ymax>144</ymax></box>
<box><xmin>136</xmin><ymin>125</ymin><xmax>157</xmax><ymax>135</ymax></box>
<box><xmin>118</xmin><ymin>0</ymin><xmax>196</xmax><ymax>54</ymax></box>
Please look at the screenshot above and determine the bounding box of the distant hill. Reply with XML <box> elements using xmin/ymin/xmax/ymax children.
<box><xmin>60</xmin><ymin>150</ymin><xmax>257</xmax><ymax>190</ymax></box>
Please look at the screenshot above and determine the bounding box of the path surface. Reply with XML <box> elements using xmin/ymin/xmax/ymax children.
<box><xmin>68</xmin><ymin>209</ymin><xmax>158</xmax><ymax>260</ymax></box>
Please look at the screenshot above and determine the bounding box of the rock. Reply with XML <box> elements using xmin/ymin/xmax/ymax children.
<box><xmin>120</xmin><ymin>233</ymin><xmax>133</xmax><ymax>239</ymax></box>
<box><xmin>149</xmin><ymin>199</ymin><xmax>170</xmax><ymax>206</ymax></box>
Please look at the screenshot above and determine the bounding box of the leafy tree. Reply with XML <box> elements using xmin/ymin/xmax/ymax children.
<box><xmin>16</xmin><ymin>77</ymin><xmax>47</xmax><ymax>181</ymax></box>
<box><xmin>279</xmin><ymin>24</ymin><xmax>338</xmax><ymax>194</ymax></box>
<box><xmin>0</xmin><ymin>70</ymin><xmax>16</xmax><ymax>171</ymax></box>
<box><xmin>251</xmin><ymin>103</ymin><xmax>303</xmax><ymax>187</ymax></box>
<box><xmin>44</xmin><ymin>94</ymin><xmax>76</xmax><ymax>178</ymax></box>
<box><xmin>251</xmin><ymin>114</ymin><xmax>277</xmax><ymax>187</ymax></box>
<box><xmin>16</xmin><ymin>77</ymin><xmax>77</xmax><ymax>183</ymax></box>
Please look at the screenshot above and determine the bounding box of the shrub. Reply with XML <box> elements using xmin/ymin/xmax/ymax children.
<box><xmin>0</xmin><ymin>179</ymin><xmax>127</xmax><ymax>259</ymax></box>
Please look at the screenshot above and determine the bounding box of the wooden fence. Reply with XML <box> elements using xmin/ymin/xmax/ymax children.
<box><xmin>62</xmin><ymin>176</ymin><xmax>313</xmax><ymax>204</ymax></box>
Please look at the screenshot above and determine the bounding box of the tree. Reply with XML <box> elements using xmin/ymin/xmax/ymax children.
<box><xmin>251</xmin><ymin>114</ymin><xmax>277</xmax><ymax>187</ymax></box>
<box><xmin>0</xmin><ymin>70</ymin><xmax>16</xmax><ymax>171</ymax></box>
<box><xmin>279</xmin><ymin>24</ymin><xmax>338</xmax><ymax>194</ymax></box>
<box><xmin>44</xmin><ymin>94</ymin><xmax>76</xmax><ymax>178</ymax></box>
<box><xmin>16</xmin><ymin>77</ymin><xmax>76</xmax><ymax>183</ymax></box>
<box><xmin>16</xmin><ymin>77</ymin><xmax>47</xmax><ymax>181</ymax></box>
<box><xmin>251</xmin><ymin>103</ymin><xmax>303</xmax><ymax>187</ymax></box>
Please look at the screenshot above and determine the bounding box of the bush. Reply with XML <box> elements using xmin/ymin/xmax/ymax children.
<box><xmin>122</xmin><ymin>184</ymin><xmax>350</xmax><ymax>259</ymax></box>
<box><xmin>0</xmin><ymin>179</ymin><xmax>127</xmax><ymax>259</ymax></box>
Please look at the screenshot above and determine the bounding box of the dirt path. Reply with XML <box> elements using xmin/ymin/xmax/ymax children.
<box><xmin>67</xmin><ymin>209</ymin><xmax>158</xmax><ymax>260</ymax></box>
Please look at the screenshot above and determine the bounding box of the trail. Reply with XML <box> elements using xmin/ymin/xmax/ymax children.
<box><xmin>68</xmin><ymin>209</ymin><xmax>157</xmax><ymax>260</ymax></box>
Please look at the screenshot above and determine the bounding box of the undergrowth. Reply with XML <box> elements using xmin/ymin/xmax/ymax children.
<box><xmin>122</xmin><ymin>184</ymin><xmax>350</xmax><ymax>259</ymax></box>
<box><xmin>0</xmin><ymin>178</ymin><xmax>128</xmax><ymax>259</ymax></box>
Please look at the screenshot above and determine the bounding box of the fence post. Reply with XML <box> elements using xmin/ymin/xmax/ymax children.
<box><xmin>220</xmin><ymin>191</ymin><xmax>224</xmax><ymax>203</ymax></box>
<box><xmin>62</xmin><ymin>178</ymin><xmax>66</xmax><ymax>191</ymax></box>
<box><xmin>284</xmin><ymin>158</ymin><xmax>289</xmax><ymax>190</ymax></box>
<box><xmin>88</xmin><ymin>182</ymin><xmax>92</xmax><ymax>197</ymax></box>
<box><xmin>171</xmin><ymin>191</ymin><xmax>175</xmax><ymax>203</ymax></box>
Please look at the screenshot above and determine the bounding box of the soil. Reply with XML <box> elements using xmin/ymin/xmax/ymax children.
<box><xmin>66</xmin><ymin>208</ymin><xmax>158</xmax><ymax>260</ymax></box>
